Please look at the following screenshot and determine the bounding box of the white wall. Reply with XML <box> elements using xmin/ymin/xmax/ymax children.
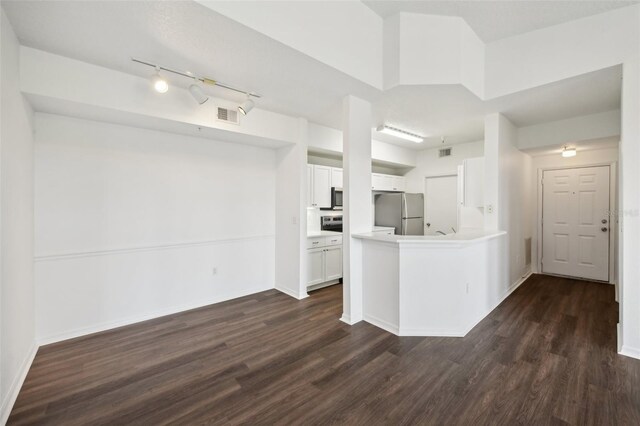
<box><xmin>485</xmin><ymin>5</ymin><xmax>639</xmax><ymax>98</ymax></box>
<box><xmin>307</xmin><ymin>122</ymin><xmax>416</xmax><ymax>168</ymax></box>
<box><xmin>0</xmin><ymin>10</ymin><xmax>37</xmax><ymax>423</ymax></box>
<box><xmin>529</xmin><ymin>147</ymin><xmax>619</xmax><ymax>276</ymax></box>
<box><xmin>517</xmin><ymin>110</ymin><xmax>621</xmax><ymax>151</ymax></box>
<box><xmin>33</xmin><ymin>114</ymin><xmax>276</xmax><ymax>342</ymax></box>
<box><xmin>275</xmin><ymin>118</ymin><xmax>308</xmax><ymax>299</ymax></box>
<box><xmin>197</xmin><ymin>0</ymin><xmax>383</xmax><ymax>89</ymax></box>
<box><xmin>405</xmin><ymin>140</ymin><xmax>484</xmax><ymax>193</ymax></box>
<box><xmin>485</xmin><ymin>114</ymin><xmax>532</xmax><ymax>286</ymax></box>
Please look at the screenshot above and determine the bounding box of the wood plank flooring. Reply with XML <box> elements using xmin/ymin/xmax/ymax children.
<box><xmin>9</xmin><ymin>274</ymin><xmax>640</xmax><ymax>425</ymax></box>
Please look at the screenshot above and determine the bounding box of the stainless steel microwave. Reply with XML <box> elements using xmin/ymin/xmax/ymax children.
<box><xmin>331</xmin><ymin>187</ymin><xmax>343</xmax><ymax>210</ymax></box>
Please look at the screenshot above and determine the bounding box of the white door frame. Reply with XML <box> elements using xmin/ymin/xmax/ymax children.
<box><xmin>424</xmin><ymin>173</ymin><xmax>459</xmax><ymax>234</ymax></box>
<box><xmin>536</xmin><ymin>162</ymin><xmax>617</xmax><ymax>284</ymax></box>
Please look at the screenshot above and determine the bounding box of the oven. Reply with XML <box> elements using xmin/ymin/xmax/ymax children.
<box><xmin>321</xmin><ymin>215</ymin><xmax>343</xmax><ymax>233</ymax></box>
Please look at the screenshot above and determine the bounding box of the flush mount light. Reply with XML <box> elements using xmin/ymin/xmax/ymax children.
<box><xmin>152</xmin><ymin>67</ymin><xmax>169</xmax><ymax>93</ymax></box>
<box><xmin>238</xmin><ymin>96</ymin><xmax>255</xmax><ymax>116</ymax></box>
<box><xmin>562</xmin><ymin>146</ymin><xmax>577</xmax><ymax>158</ymax></box>
<box><xmin>376</xmin><ymin>125</ymin><xmax>423</xmax><ymax>143</ymax></box>
<box><xmin>188</xmin><ymin>81</ymin><xmax>209</xmax><ymax>105</ymax></box>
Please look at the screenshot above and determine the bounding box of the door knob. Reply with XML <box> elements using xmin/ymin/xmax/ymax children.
<box><xmin>602</xmin><ymin>219</ymin><xmax>608</xmax><ymax>224</ymax></box>
<box><xmin>601</xmin><ymin>227</ymin><xmax>608</xmax><ymax>232</ymax></box>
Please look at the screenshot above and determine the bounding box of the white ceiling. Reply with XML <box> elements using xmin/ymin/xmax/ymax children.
<box><xmin>1</xmin><ymin>0</ymin><xmax>623</xmax><ymax>150</ymax></box>
<box><xmin>363</xmin><ymin>0</ymin><xmax>639</xmax><ymax>42</ymax></box>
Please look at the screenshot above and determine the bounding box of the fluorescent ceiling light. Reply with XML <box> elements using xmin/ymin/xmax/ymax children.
<box><xmin>562</xmin><ymin>146</ymin><xmax>576</xmax><ymax>157</ymax></box>
<box><xmin>188</xmin><ymin>83</ymin><xmax>209</xmax><ymax>104</ymax></box>
<box><xmin>238</xmin><ymin>97</ymin><xmax>255</xmax><ymax>115</ymax></box>
<box><xmin>376</xmin><ymin>125</ymin><xmax>423</xmax><ymax>143</ymax></box>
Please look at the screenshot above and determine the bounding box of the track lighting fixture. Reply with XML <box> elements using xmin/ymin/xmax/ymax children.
<box><xmin>152</xmin><ymin>67</ymin><xmax>169</xmax><ymax>93</ymax></box>
<box><xmin>238</xmin><ymin>96</ymin><xmax>255</xmax><ymax>116</ymax></box>
<box><xmin>376</xmin><ymin>125</ymin><xmax>423</xmax><ymax>143</ymax></box>
<box><xmin>132</xmin><ymin>58</ymin><xmax>260</xmax><ymax>109</ymax></box>
<box><xmin>188</xmin><ymin>81</ymin><xmax>209</xmax><ymax>105</ymax></box>
<box><xmin>562</xmin><ymin>146</ymin><xmax>577</xmax><ymax>157</ymax></box>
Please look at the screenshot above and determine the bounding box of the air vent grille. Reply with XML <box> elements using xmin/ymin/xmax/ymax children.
<box><xmin>439</xmin><ymin>147</ymin><xmax>452</xmax><ymax>157</ymax></box>
<box><xmin>217</xmin><ymin>107</ymin><xmax>239</xmax><ymax>125</ymax></box>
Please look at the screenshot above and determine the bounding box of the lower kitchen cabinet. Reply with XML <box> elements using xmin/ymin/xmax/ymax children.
<box><xmin>307</xmin><ymin>235</ymin><xmax>343</xmax><ymax>290</ymax></box>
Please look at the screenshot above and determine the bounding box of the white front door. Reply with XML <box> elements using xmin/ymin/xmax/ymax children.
<box><xmin>542</xmin><ymin>166</ymin><xmax>610</xmax><ymax>281</ymax></box>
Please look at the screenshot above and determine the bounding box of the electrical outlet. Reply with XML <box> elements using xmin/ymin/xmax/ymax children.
<box><xmin>487</xmin><ymin>204</ymin><xmax>494</xmax><ymax>214</ymax></box>
<box><xmin>292</xmin><ymin>216</ymin><xmax>297</xmax><ymax>225</ymax></box>
<box><xmin>212</xmin><ymin>267</ymin><xmax>217</xmax><ymax>276</ymax></box>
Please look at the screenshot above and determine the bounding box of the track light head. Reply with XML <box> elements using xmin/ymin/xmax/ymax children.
<box><xmin>188</xmin><ymin>83</ymin><xmax>209</xmax><ymax>105</ymax></box>
<box><xmin>238</xmin><ymin>97</ymin><xmax>254</xmax><ymax>116</ymax></box>
<box><xmin>152</xmin><ymin>68</ymin><xmax>168</xmax><ymax>93</ymax></box>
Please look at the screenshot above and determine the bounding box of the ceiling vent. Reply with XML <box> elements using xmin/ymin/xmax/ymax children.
<box><xmin>439</xmin><ymin>147</ymin><xmax>452</xmax><ymax>158</ymax></box>
<box><xmin>217</xmin><ymin>107</ymin><xmax>239</xmax><ymax>125</ymax></box>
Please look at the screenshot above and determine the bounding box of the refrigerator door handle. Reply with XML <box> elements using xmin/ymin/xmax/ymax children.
<box><xmin>403</xmin><ymin>194</ymin><xmax>408</xmax><ymax>227</ymax></box>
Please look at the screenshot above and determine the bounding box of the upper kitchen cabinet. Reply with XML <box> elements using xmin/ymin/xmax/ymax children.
<box><xmin>308</xmin><ymin>164</ymin><xmax>332</xmax><ymax>208</ymax></box>
<box><xmin>372</xmin><ymin>173</ymin><xmax>406</xmax><ymax>192</ymax></box>
<box><xmin>331</xmin><ymin>168</ymin><xmax>343</xmax><ymax>189</ymax></box>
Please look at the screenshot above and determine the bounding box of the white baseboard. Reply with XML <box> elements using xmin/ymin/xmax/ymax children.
<box><xmin>275</xmin><ymin>285</ymin><xmax>308</xmax><ymax>300</ymax></box>
<box><xmin>462</xmin><ymin>270</ymin><xmax>532</xmax><ymax>336</ymax></box>
<box><xmin>37</xmin><ymin>284</ymin><xmax>272</xmax><ymax>346</ymax></box>
<box><xmin>340</xmin><ymin>313</ymin><xmax>358</xmax><ymax>325</ymax></box>
<box><xmin>619</xmin><ymin>345</ymin><xmax>640</xmax><ymax>360</ymax></box>
<box><xmin>363</xmin><ymin>314</ymin><xmax>399</xmax><ymax>335</ymax></box>
<box><xmin>1</xmin><ymin>342</ymin><xmax>38</xmax><ymax>425</ymax></box>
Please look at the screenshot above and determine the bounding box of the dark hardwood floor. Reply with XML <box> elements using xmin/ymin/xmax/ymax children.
<box><xmin>9</xmin><ymin>274</ymin><xmax>640</xmax><ymax>425</ymax></box>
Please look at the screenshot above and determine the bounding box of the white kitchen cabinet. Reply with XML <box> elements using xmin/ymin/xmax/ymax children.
<box><xmin>324</xmin><ymin>246</ymin><xmax>343</xmax><ymax>281</ymax></box>
<box><xmin>391</xmin><ymin>176</ymin><xmax>405</xmax><ymax>192</ymax></box>
<box><xmin>372</xmin><ymin>173</ymin><xmax>406</xmax><ymax>192</ymax></box>
<box><xmin>331</xmin><ymin>167</ymin><xmax>343</xmax><ymax>188</ymax></box>
<box><xmin>308</xmin><ymin>165</ymin><xmax>332</xmax><ymax>208</ymax></box>
<box><xmin>307</xmin><ymin>247</ymin><xmax>326</xmax><ymax>286</ymax></box>
<box><xmin>306</xmin><ymin>234</ymin><xmax>343</xmax><ymax>289</ymax></box>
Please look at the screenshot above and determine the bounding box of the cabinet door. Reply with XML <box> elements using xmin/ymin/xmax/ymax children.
<box><xmin>331</xmin><ymin>168</ymin><xmax>343</xmax><ymax>188</ymax></box>
<box><xmin>372</xmin><ymin>173</ymin><xmax>386</xmax><ymax>190</ymax></box>
<box><xmin>307</xmin><ymin>248</ymin><xmax>325</xmax><ymax>286</ymax></box>
<box><xmin>391</xmin><ymin>176</ymin><xmax>406</xmax><ymax>192</ymax></box>
<box><xmin>324</xmin><ymin>246</ymin><xmax>343</xmax><ymax>281</ymax></box>
<box><xmin>307</xmin><ymin>164</ymin><xmax>314</xmax><ymax>207</ymax></box>
<box><xmin>313</xmin><ymin>165</ymin><xmax>332</xmax><ymax>208</ymax></box>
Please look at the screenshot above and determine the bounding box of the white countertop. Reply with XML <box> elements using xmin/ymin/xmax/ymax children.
<box><xmin>353</xmin><ymin>229</ymin><xmax>506</xmax><ymax>245</ymax></box>
<box><xmin>372</xmin><ymin>226</ymin><xmax>395</xmax><ymax>232</ymax></box>
<box><xmin>307</xmin><ymin>230</ymin><xmax>342</xmax><ymax>238</ymax></box>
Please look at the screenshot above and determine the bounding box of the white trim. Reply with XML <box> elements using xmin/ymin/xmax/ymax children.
<box><xmin>365</xmin><ymin>271</ymin><xmax>532</xmax><ymax>338</ymax></box>
<box><xmin>1</xmin><ymin>343</ymin><xmax>38</xmax><ymax>425</ymax></box>
<box><xmin>34</xmin><ymin>234</ymin><xmax>275</xmax><ymax>262</ymax></box>
<box><xmin>537</xmin><ymin>163</ymin><xmax>617</xmax><ymax>283</ymax></box>
<box><xmin>363</xmin><ymin>313</ymin><xmax>399</xmax><ymax>335</ymax></box>
<box><xmin>340</xmin><ymin>313</ymin><xmax>360</xmax><ymax>325</ymax></box>
<box><xmin>37</xmin><ymin>284</ymin><xmax>271</xmax><ymax>345</ymax></box>
<box><xmin>619</xmin><ymin>345</ymin><xmax>640</xmax><ymax>360</ymax></box>
<box><xmin>306</xmin><ymin>280</ymin><xmax>340</xmax><ymax>293</ymax></box>
<box><xmin>276</xmin><ymin>285</ymin><xmax>308</xmax><ymax>300</ymax></box>
<box><xmin>461</xmin><ymin>270</ymin><xmax>532</xmax><ymax>337</ymax></box>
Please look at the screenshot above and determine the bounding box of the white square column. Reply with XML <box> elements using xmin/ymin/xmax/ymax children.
<box><xmin>341</xmin><ymin>95</ymin><xmax>372</xmax><ymax>324</ymax></box>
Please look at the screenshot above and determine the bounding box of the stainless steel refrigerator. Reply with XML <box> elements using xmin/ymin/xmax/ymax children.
<box><xmin>374</xmin><ymin>193</ymin><xmax>424</xmax><ymax>235</ymax></box>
